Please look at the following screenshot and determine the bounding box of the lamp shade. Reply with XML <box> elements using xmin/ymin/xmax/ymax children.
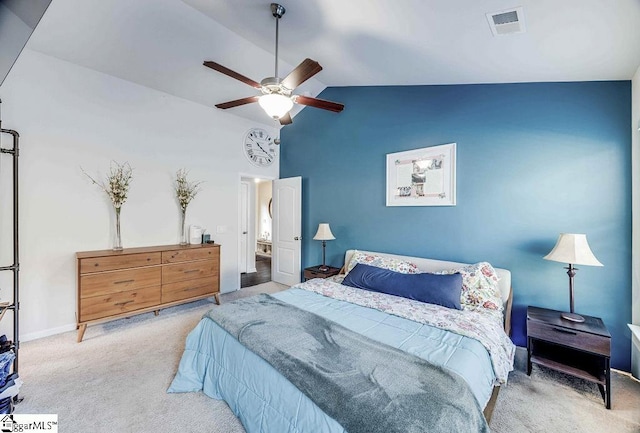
<box><xmin>313</xmin><ymin>223</ymin><xmax>335</xmax><ymax>241</ymax></box>
<box><xmin>543</xmin><ymin>233</ymin><xmax>603</xmax><ymax>266</ymax></box>
<box><xmin>258</xmin><ymin>93</ymin><xmax>294</xmax><ymax>119</ymax></box>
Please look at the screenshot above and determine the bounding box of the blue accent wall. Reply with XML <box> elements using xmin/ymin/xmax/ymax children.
<box><xmin>280</xmin><ymin>81</ymin><xmax>632</xmax><ymax>371</ymax></box>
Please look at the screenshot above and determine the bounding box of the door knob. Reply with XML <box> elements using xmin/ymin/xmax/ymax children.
<box><xmin>294</xmin><ymin>236</ymin><xmax>302</xmax><ymax>240</ymax></box>
<box><xmin>242</xmin><ymin>231</ymin><xmax>247</xmax><ymax>234</ymax></box>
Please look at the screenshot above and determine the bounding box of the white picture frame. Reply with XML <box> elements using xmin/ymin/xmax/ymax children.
<box><xmin>386</xmin><ymin>143</ymin><xmax>456</xmax><ymax>207</ymax></box>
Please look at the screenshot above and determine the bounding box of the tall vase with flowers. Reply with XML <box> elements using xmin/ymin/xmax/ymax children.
<box><xmin>83</xmin><ymin>161</ymin><xmax>133</xmax><ymax>250</ymax></box>
<box><xmin>175</xmin><ymin>169</ymin><xmax>203</xmax><ymax>245</ymax></box>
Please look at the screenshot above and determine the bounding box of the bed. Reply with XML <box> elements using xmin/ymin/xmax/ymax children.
<box><xmin>169</xmin><ymin>249</ymin><xmax>515</xmax><ymax>432</ymax></box>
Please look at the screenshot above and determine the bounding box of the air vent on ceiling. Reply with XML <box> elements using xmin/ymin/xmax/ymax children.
<box><xmin>486</xmin><ymin>7</ymin><xmax>525</xmax><ymax>36</ymax></box>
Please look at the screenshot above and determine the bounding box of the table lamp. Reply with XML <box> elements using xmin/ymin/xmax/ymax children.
<box><xmin>313</xmin><ymin>223</ymin><xmax>335</xmax><ymax>272</ymax></box>
<box><xmin>543</xmin><ymin>233</ymin><xmax>603</xmax><ymax>322</ymax></box>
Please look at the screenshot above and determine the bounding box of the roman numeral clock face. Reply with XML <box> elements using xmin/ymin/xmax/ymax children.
<box><xmin>244</xmin><ymin>128</ymin><xmax>277</xmax><ymax>167</ymax></box>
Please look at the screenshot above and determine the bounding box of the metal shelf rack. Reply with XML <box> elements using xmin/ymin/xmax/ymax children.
<box><xmin>0</xmin><ymin>99</ymin><xmax>20</xmax><ymax>375</ymax></box>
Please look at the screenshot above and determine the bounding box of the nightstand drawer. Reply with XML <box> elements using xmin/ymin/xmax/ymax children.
<box><xmin>305</xmin><ymin>270</ymin><xmax>331</xmax><ymax>279</ymax></box>
<box><xmin>304</xmin><ymin>266</ymin><xmax>341</xmax><ymax>281</ymax></box>
<box><xmin>528</xmin><ymin>320</ymin><xmax>610</xmax><ymax>356</ymax></box>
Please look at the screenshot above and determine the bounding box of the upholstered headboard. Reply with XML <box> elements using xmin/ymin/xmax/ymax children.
<box><xmin>343</xmin><ymin>249</ymin><xmax>513</xmax><ymax>333</ymax></box>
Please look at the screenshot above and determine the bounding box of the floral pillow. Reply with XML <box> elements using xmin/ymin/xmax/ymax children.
<box><xmin>345</xmin><ymin>251</ymin><xmax>420</xmax><ymax>275</ymax></box>
<box><xmin>329</xmin><ymin>274</ymin><xmax>346</xmax><ymax>284</ymax></box>
<box><xmin>436</xmin><ymin>262</ymin><xmax>503</xmax><ymax>312</ymax></box>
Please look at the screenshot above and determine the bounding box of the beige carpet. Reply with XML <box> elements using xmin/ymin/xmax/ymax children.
<box><xmin>12</xmin><ymin>281</ymin><xmax>640</xmax><ymax>432</ymax></box>
<box><xmin>491</xmin><ymin>350</ymin><xmax>640</xmax><ymax>432</ymax></box>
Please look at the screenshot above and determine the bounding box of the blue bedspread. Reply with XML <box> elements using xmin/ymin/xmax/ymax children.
<box><xmin>169</xmin><ymin>288</ymin><xmax>496</xmax><ymax>432</ymax></box>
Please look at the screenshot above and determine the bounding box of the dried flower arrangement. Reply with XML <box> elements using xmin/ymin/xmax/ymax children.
<box><xmin>175</xmin><ymin>169</ymin><xmax>203</xmax><ymax>244</ymax></box>
<box><xmin>82</xmin><ymin>161</ymin><xmax>133</xmax><ymax>250</ymax></box>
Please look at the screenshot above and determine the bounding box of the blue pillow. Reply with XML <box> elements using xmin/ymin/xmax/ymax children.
<box><xmin>342</xmin><ymin>263</ymin><xmax>463</xmax><ymax>310</ymax></box>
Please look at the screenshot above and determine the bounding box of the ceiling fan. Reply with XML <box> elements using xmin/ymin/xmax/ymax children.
<box><xmin>203</xmin><ymin>3</ymin><xmax>344</xmax><ymax>125</ymax></box>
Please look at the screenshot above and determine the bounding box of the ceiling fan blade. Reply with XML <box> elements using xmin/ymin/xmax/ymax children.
<box><xmin>203</xmin><ymin>61</ymin><xmax>262</xmax><ymax>89</ymax></box>
<box><xmin>279</xmin><ymin>112</ymin><xmax>293</xmax><ymax>125</ymax></box>
<box><xmin>294</xmin><ymin>95</ymin><xmax>344</xmax><ymax>113</ymax></box>
<box><xmin>215</xmin><ymin>96</ymin><xmax>259</xmax><ymax>109</ymax></box>
<box><xmin>281</xmin><ymin>58</ymin><xmax>322</xmax><ymax>90</ymax></box>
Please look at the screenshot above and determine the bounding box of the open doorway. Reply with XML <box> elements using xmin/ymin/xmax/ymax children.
<box><xmin>240</xmin><ymin>178</ymin><xmax>273</xmax><ymax>288</ymax></box>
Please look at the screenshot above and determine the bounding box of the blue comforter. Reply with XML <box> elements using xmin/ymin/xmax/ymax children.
<box><xmin>169</xmin><ymin>288</ymin><xmax>496</xmax><ymax>432</ymax></box>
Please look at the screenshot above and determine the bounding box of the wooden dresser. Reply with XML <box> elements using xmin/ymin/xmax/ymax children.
<box><xmin>76</xmin><ymin>243</ymin><xmax>220</xmax><ymax>342</ymax></box>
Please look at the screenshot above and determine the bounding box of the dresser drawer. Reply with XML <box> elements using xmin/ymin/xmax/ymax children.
<box><xmin>80</xmin><ymin>267</ymin><xmax>161</xmax><ymax>298</ymax></box>
<box><xmin>79</xmin><ymin>286</ymin><xmax>161</xmax><ymax>322</ymax></box>
<box><xmin>162</xmin><ymin>276</ymin><xmax>218</xmax><ymax>303</ymax></box>
<box><xmin>162</xmin><ymin>259</ymin><xmax>218</xmax><ymax>284</ymax></box>
<box><xmin>528</xmin><ymin>320</ymin><xmax>610</xmax><ymax>356</ymax></box>
<box><xmin>79</xmin><ymin>252</ymin><xmax>161</xmax><ymax>274</ymax></box>
<box><xmin>162</xmin><ymin>247</ymin><xmax>219</xmax><ymax>264</ymax></box>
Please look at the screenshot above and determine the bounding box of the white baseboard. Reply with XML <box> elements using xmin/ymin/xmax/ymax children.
<box><xmin>220</xmin><ymin>288</ymin><xmax>238</xmax><ymax>294</ymax></box>
<box><xmin>20</xmin><ymin>323</ymin><xmax>76</xmax><ymax>342</ymax></box>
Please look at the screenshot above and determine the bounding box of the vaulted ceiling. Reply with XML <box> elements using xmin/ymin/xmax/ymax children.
<box><xmin>18</xmin><ymin>0</ymin><xmax>640</xmax><ymax>126</ymax></box>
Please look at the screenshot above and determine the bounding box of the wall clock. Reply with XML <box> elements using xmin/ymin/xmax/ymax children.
<box><xmin>244</xmin><ymin>128</ymin><xmax>276</xmax><ymax>167</ymax></box>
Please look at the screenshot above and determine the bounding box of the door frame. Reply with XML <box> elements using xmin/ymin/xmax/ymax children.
<box><xmin>238</xmin><ymin>173</ymin><xmax>275</xmax><ymax>290</ymax></box>
<box><xmin>239</xmin><ymin>180</ymin><xmax>251</xmax><ymax>274</ymax></box>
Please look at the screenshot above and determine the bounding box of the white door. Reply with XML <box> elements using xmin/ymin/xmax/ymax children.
<box><xmin>272</xmin><ymin>176</ymin><xmax>302</xmax><ymax>286</ymax></box>
<box><xmin>239</xmin><ymin>181</ymin><xmax>249</xmax><ymax>274</ymax></box>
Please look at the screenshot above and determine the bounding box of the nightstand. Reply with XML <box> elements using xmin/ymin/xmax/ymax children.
<box><xmin>304</xmin><ymin>265</ymin><xmax>341</xmax><ymax>281</ymax></box>
<box><xmin>527</xmin><ymin>306</ymin><xmax>611</xmax><ymax>408</ymax></box>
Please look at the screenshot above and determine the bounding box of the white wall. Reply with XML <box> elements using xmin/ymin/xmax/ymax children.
<box><xmin>632</xmin><ymin>64</ymin><xmax>640</xmax><ymax>378</ymax></box>
<box><xmin>0</xmin><ymin>2</ymin><xmax>31</xmax><ymax>85</ymax></box>
<box><xmin>0</xmin><ymin>48</ymin><xmax>278</xmax><ymax>341</ymax></box>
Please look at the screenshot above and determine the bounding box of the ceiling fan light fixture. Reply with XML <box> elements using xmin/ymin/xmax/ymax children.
<box><xmin>203</xmin><ymin>3</ymin><xmax>343</xmax><ymax>124</ymax></box>
<box><xmin>259</xmin><ymin>93</ymin><xmax>293</xmax><ymax>119</ymax></box>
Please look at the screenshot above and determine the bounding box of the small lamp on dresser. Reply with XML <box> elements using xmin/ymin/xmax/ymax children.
<box><xmin>543</xmin><ymin>233</ymin><xmax>603</xmax><ymax>323</ymax></box>
<box><xmin>313</xmin><ymin>223</ymin><xmax>335</xmax><ymax>272</ymax></box>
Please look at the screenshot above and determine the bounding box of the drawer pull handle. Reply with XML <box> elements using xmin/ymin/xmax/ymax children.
<box><xmin>184</xmin><ymin>270</ymin><xmax>200</xmax><ymax>274</ymax></box>
<box><xmin>114</xmin><ymin>279</ymin><xmax>135</xmax><ymax>285</ymax></box>
<box><xmin>114</xmin><ymin>300</ymin><xmax>134</xmax><ymax>307</ymax></box>
<box><xmin>553</xmin><ymin>327</ymin><xmax>577</xmax><ymax>335</ymax></box>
